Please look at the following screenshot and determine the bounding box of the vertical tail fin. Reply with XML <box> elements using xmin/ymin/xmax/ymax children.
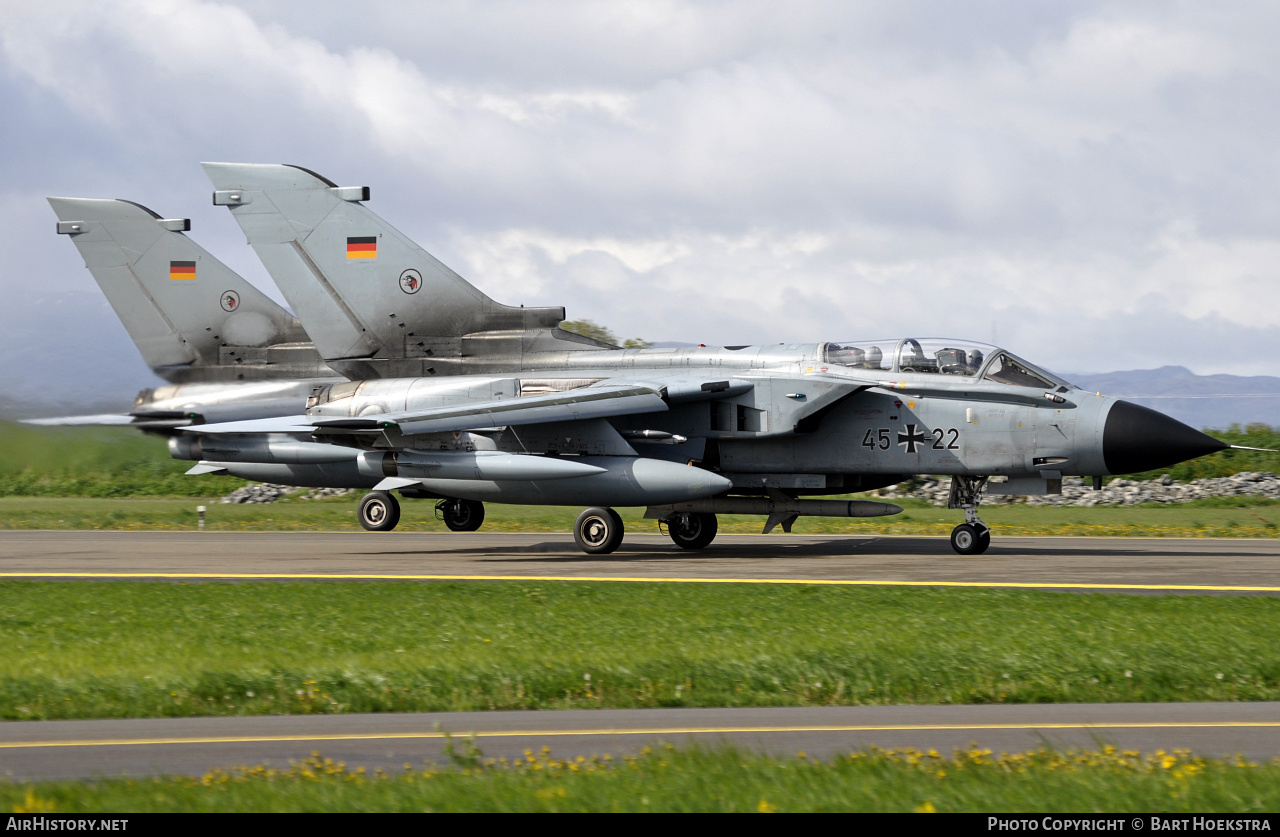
<box><xmin>48</xmin><ymin>197</ymin><xmax>328</xmax><ymax>383</ymax></box>
<box><xmin>201</xmin><ymin>163</ymin><xmax>584</xmax><ymax>378</ymax></box>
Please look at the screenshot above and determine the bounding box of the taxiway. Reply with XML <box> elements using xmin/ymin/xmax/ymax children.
<box><xmin>0</xmin><ymin>531</ymin><xmax>1277</xmax><ymax>594</ymax></box>
<box><xmin>3</xmin><ymin>703</ymin><xmax>1280</xmax><ymax>780</ymax></box>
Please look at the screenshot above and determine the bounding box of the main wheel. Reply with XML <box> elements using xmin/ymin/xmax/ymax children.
<box><xmin>950</xmin><ymin>523</ymin><xmax>987</xmax><ymax>555</ymax></box>
<box><xmin>358</xmin><ymin>491</ymin><xmax>401</xmax><ymax>532</ymax></box>
<box><xmin>437</xmin><ymin>498</ymin><xmax>485</xmax><ymax>532</ymax></box>
<box><xmin>574</xmin><ymin>507</ymin><xmax>624</xmax><ymax>554</ymax></box>
<box><xmin>667</xmin><ymin>512</ymin><xmax>718</xmax><ymax>550</ymax></box>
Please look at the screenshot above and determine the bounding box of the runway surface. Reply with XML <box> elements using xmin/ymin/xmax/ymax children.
<box><xmin>1</xmin><ymin>531</ymin><xmax>1279</xmax><ymax>593</ymax></box>
<box><xmin>4</xmin><ymin>703</ymin><xmax>1280</xmax><ymax>780</ymax></box>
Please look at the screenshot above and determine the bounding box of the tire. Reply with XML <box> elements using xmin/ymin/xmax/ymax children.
<box><xmin>975</xmin><ymin>529</ymin><xmax>992</xmax><ymax>554</ymax></box>
<box><xmin>667</xmin><ymin>512</ymin><xmax>718</xmax><ymax>550</ymax></box>
<box><xmin>358</xmin><ymin>491</ymin><xmax>401</xmax><ymax>532</ymax></box>
<box><xmin>574</xmin><ymin>507</ymin><xmax>624</xmax><ymax>554</ymax></box>
<box><xmin>438</xmin><ymin>498</ymin><xmax>485</xmax><ymax>532</ymax></box>
<box><xmin>950</xmin><ymin>523</ymin><xmax>984</xmax><ymax>555</ymax></box>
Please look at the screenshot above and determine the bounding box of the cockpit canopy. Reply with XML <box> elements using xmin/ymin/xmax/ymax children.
<box><xmin>824</xmin><ymin>338</ymin><xmax>1073</xmax><ymax>389</ymax></box>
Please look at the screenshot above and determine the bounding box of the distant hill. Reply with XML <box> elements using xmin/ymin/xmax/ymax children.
<box><xmin>1069</xmin><ymin>366</ymin><xmax>1280</xmax><ymax>432</ymax></box>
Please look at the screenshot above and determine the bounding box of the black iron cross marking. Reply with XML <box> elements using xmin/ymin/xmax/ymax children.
<box><xmin>898</xmin><ymin>424</ymin><xmax>926</xmax><ymax>453</ymax></box>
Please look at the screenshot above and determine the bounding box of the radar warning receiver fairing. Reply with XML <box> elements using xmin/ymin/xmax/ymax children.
<box><xmin>166</xmin><ymin>163</ymin><xmax>1236</xmax><ymax>555</ymax></box>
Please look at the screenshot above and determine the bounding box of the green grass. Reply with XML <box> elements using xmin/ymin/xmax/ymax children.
<box><xmin>3</xmin><ymin>582</ymin><xmax>1280</xmax><ymax>720</ymax></box>
<box><xmin>0</xmin><ymin>495</ymin><xmax>1276</xmax><ymax>537</ymax></box>
<box><xmin>0</xmin><ymin>423</ymin><xmax>243</xmax><ymax>497</ymax></box>
<box><xmin>5</xmin><ymin>746</ymin><xmax>1278</xmax><ymax>812</ymax></box>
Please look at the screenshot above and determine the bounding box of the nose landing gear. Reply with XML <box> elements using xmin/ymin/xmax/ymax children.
<box><xmin>950</xmin><ymin>521</ymin><xmax>990</xmax><ymax>555</ymax></box>
<box><xmin>948</xmin><ymin>476</ymin><xmax>991</xmax><ymax>555</ymax></box>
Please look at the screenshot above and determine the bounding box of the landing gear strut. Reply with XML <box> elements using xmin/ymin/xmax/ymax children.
<box><xmin>663</xmin><ymin>512</ymin><xmax>718</xmax><ymax>550</ymax></box>
<box><xmin>947</xmin><ymin>476</ymin><xmax>991</xmax><ymax>555</ymax></box>
<box><xmin>358</xmin><ymin>491</ymin><xmax>401</xmax><ymax>532</ymax></box>
<box><xmin>436</xmin><ymin>498</ymin><xmax>485</xmax><ymax>532</ymax></box>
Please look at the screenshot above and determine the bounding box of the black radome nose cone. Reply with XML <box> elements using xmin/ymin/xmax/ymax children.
<box><xmin>1103</xmin><ymin>400</ymin><xmax>1227</xmax><ymax>475</ymax></box>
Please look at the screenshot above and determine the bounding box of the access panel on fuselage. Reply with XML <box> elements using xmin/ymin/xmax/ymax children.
<box><xmin>960</xmin><ymin>405</ymin><xmax>1036</xmax><ymax>474</ymax></box>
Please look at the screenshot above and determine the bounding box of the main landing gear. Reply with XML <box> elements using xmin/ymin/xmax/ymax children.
<box><xmin>948</xmin><ymin>476</ymin><xmax>991</xmax><ymax>555</ymax></box>
<box><xmin>574</xmin><ymin>507</ymin><xmax>625</xmax><ymax>554</ymax></box>
<box><xmin>570</xmin><ymin>508</ymin><xmax>723</xmax><ymax>554</ymax></box>
<box><xmin>436</xmin><ymin>498</ymin><xmax>485</xmax><ymax>532</ymax></box>
<box><xmin>357</xmin><ymin>493</ymin><xmax>488</xmax><ymax>534</ymax></box>
<box><xmin>358</xmin><ymin>491</ymin><xmax>401</xmax><ymax>532</ymax></box>
<box><xmin>662</xmin><ymin>512</ymin><xmax>719</xmax><ymax>550</ymax></box>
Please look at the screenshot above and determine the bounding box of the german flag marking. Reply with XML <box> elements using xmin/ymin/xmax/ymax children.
<box><xmin>346</xmin><ymin>236</ymin><xmax>377</xmax><ymax>259</ymax></box>
<box><xmin>169</xmin><ymin>261</ymin><xmax>196</xmax><ymax>280</ymax></box>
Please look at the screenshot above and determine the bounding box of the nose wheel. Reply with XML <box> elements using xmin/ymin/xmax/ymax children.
<box><xmin>948</xmin><ymin>476</ymin><xmax>991</xmax><ymax>555</ymax></box>
<box><xmin>950</xmin><ymin>522</ymin><xmax>990</xmax><ymax>555</ymax></box>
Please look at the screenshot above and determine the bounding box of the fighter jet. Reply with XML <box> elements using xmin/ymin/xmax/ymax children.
<box><xmin>165</xmin><ymin>163</ymin><xmax>1239</xmax><ymax>555</ymax></box>
<box><xmin>44</xmin><ymin>197</ymin><xmax>343</xmax><ymax>429</ymax></box>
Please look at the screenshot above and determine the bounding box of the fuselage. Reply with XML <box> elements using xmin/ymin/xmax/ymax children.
<box><xmin>178</xmin><ymin>337</ymin><xmax>1219</xmax><ymax>498</ymax></box>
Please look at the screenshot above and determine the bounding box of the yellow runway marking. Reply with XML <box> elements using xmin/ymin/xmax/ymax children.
<box><xmin>0</xmin><ymin>571</ymin><xmax>1279</xmax><ymax>593</ymax></box>
<box><xmin>5</xmin><ymin>721</ymin><xmax>1280</xmax><ymax>750</ymax></box>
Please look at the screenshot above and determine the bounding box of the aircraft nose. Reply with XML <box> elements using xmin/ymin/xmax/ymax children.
<box><xmin>1102</xmin><ymin>400</ymin><xmax>1227</xmax><ymax>475</ymax></box>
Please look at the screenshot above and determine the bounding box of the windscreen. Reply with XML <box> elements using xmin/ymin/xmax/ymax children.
<box><xmin>983</xmin><ymin>353</ymin><xmax>1060</xmax><ymax>389</ymax></box>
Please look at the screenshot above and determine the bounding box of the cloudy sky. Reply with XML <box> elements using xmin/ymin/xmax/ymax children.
<box><xmin>3</xmin><ymin>0</ymin><xmax>1279</xmax><ymax>409</ymax></box>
